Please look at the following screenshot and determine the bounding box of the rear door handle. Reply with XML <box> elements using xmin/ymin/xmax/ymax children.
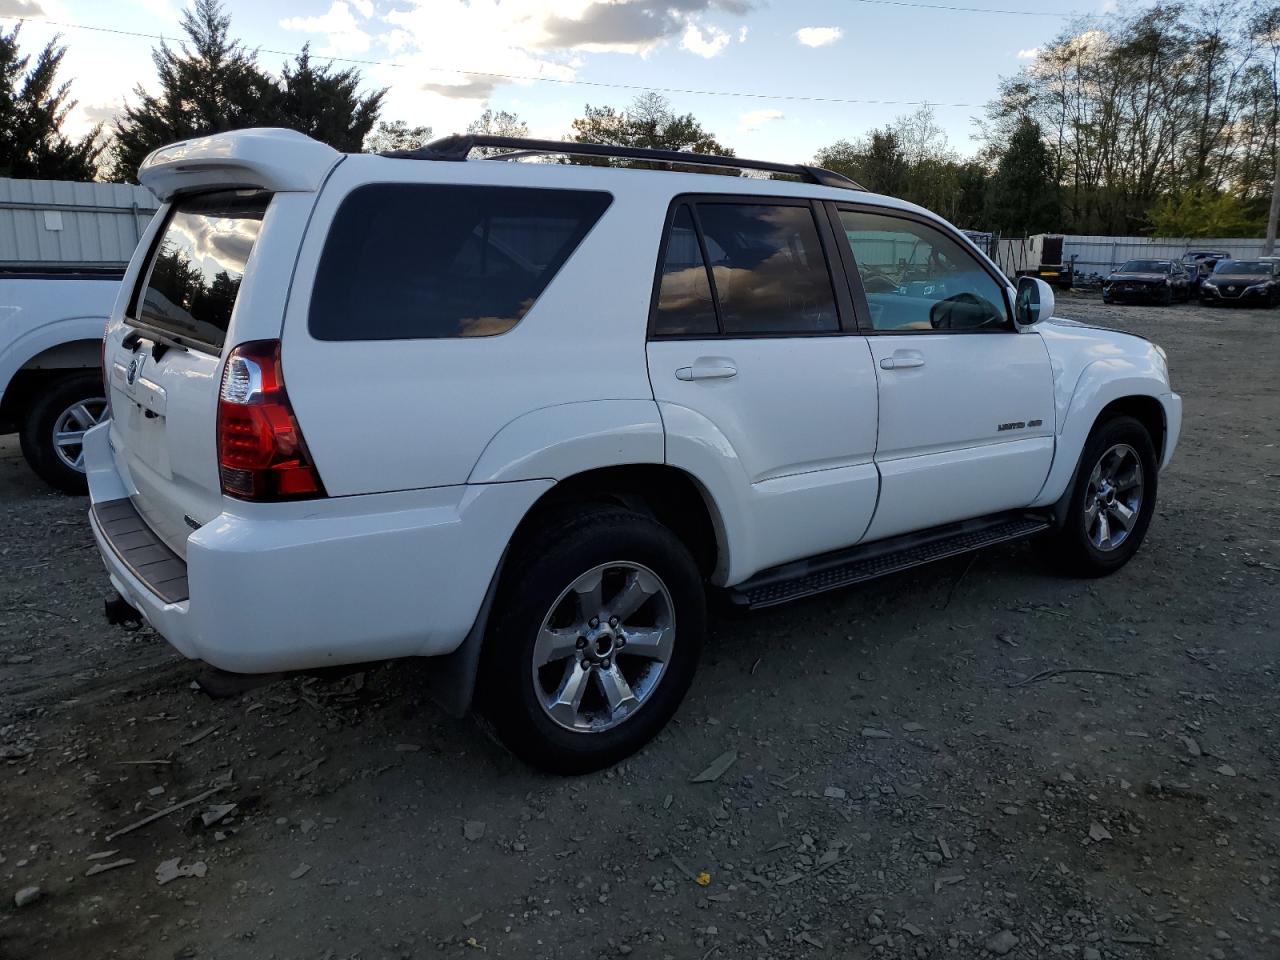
<box><xmin>675</xmin><ymin>359</ymin><xmax>738</xmax><ymax>381</ymax></box>
<box><xmin>880</xmin><ymin>356</ymin><xmax>925</xmax><ymax>370</ymax></box>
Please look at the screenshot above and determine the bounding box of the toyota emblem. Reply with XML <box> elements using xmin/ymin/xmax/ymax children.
<box><xmin>126</xmin><ymin>358</ymin><xmax>139</xmax><ymax>386</ymax></box>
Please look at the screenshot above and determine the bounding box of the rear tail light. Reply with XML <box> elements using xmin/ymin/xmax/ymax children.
<box><xmin>217</xmin><ymin>340</ymin><xmax>325</xmax><ymax>501</ymax></box>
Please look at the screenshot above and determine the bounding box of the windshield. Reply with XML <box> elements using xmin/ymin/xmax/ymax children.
<box><xmin>1118</xmin><ymin>260</ymin><xmax>1170</xmax><ymax>273</ymax></box>
<box><xmin>1213</xmin><ymin>260</ymin><xmax>1271</xmax><ymax>277</ymax></box>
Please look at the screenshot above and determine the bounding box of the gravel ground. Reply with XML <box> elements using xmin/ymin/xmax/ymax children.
<box><xmin>1</xmin><ymin>293</ymin><xmax>1277</xmax><ymax>960</ymax></box>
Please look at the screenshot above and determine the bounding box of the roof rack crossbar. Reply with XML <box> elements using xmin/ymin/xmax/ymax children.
<box><xmin>381</xmin><ymin>134</ymin><xmax>866</xmax><ymax>191</ymax></box>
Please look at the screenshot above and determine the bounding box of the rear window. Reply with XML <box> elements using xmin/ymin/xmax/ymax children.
<box><xmin>309</xmin><ymin>184</ymin><xmax>612</xmax><ymax>340</ymax></box>
<box><xmin>133</xmin><ymin>190</ymin><xmax>270</xmax><ymax>351</ymax></box>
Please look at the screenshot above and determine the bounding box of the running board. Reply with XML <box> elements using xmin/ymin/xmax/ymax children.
<box><xmin>727</xmin><ymin>512</ymin><xmax>1050</xmax><ymax>610</ymax></box>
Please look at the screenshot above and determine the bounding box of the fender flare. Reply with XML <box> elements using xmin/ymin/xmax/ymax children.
<box><xmin>0</xmin><ymin>315</ymin><xmax>110</xmax><ymax>407</ymax></box>
<box><xmin>468</xmin><ymin>399</ymin><xmax>666</xmax><ymax>484</ymax></box>
<box><xmin>1031</xmin><ymin>358</ymin><xmax>1173</xmax><ymax>508</ymax></box>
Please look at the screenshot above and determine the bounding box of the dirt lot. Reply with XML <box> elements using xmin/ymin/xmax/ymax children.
<box><xmin>1</xmin><ymin>293</ymin><xmax>1277</xmax><ymax>960</ymax></box>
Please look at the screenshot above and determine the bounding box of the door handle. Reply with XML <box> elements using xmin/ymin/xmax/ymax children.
<box><xmin>675</xmin><ymin>360</ymin><xmax>738</xmax><ymax>381</ymax></box>
<box><xmin>880</xmin><ymin>356</ymin><xmax>925</xmax><ymax>370</ymax></box>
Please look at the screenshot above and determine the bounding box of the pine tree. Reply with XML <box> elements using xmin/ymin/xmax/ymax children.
<box><xmin>985</xmin><ymin>117</ymin><xmax>1059</xmax><ymax>236</ymax></box>
<box><xmin>277</xmin><ymin>46</ymin><xmax>382</xmax><ymax>152</ymax></box>
<box><xmin>0</xmin><ymin>25</ymin><xmax>100</xmax><ymax>180</ymax></box>
<box><xmin>108</xmin><ymin>0</ymin><xmax>383</xmax><ymax>182</ymax></box>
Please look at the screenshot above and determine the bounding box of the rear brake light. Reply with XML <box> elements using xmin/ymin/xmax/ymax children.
<box><xmin>217</xmin><ymin>340</ymin><xmax>325</xmax><ymax>501</ymax></box>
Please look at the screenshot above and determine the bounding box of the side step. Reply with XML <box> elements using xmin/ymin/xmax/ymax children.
<box><xmin>728</xmin><ymin>512</ymin><xmax>1050</xmax><ymax>610</ymax></box>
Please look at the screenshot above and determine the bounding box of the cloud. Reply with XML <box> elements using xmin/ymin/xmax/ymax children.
<box><xmin>420</xmin><ymin>77</ymin><xmax>501</xmax><ymax>100</ymax></box>
<box><xmin>739</xmin><ymin>108</ymin><xmax>783</xmax><ymax>131</ymax></box>
<box><xmin>795</xmin><ymin>26</ymin><xmax>842</xmax><ymax>47</ymax></box>
<box><xmin>1017</xmin><ymin>47</ymin><xmax>1040</xmax><ymax>59</ymax></box>
<box><xmin>738</xmin><ymin>25</ymin><xmax>748</xmax><ymax>42</ymax></box>
<box><xmin>280</xmin><ymin>1</ymin><xmax>373</xmax><ymax>56</ymax></box>
<box><xmin>349</xmin><ymin>0</ymin><xmax>373</xmax><ymax>15</ymax></box>
<box><xmin>0</xmin><ymin>0</ymin><xmax>44</xmax><ymax>14</ymax></box>
<box><xmin>681</xmin><ymin>21</ymin><xmax>730</xmax><ymax>58</ymax></box>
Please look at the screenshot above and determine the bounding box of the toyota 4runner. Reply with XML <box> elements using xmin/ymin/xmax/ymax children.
<box><xmin>87</xmin><ymin>128</ymin><xmax>1182</xmax><ymax>773</ymax></box>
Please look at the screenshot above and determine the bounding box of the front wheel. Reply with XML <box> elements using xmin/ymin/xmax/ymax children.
<box><xmin>479</xmin><ymin>507</ymin><xmax>706</xmax><ymax>774</ymax></box>
<box><xmin>1038</xmin><ymin>416</ymin><xmax>1159</xmax><ymax>577</ymax></box>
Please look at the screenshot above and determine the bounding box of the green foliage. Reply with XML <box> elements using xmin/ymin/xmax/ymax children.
<box><xmin>985</xmin><ymin>117</ymin><xmax>1059</xmax><ymax>235</ymax></box>
<box><xmin>569</xmin><ymin>93</ymin><xmax>733</xmax><ymax>168</ymax></box>
<box><xmin>1147</xmin><ymin>190</ymin><xmax>1261</xmax><ymax>237</ymax></box>
<box><xmin>0</xmin><ymin>25</ymin><xmax>100</xmax><ymax>180</ymax></box>
<box><xmin>108</xmin><ymin>0</ymin><xmax>383</xmax><ymax>182</ymax></box>
<box><xmin>814</xmin><ymin>108</ymin><xmax>988</xmax><ymax>228</ymax></box>
<box><xmin>364</xmin><ymin>120</ymin><xmax>433</xmax><ymax>153</ymax></box>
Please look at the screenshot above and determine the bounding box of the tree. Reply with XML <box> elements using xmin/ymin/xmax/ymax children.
<box><xmin>1249</xmin><ymin>2</ymin><xmax>1280</xmax><ymax>254</ymax></box>
<box><xmin>0</xmin><ymin>25</ymin><xmax>100</xmax><ymax>180</ymax></box>
<box><xmin>1147</xmin><ymin>189</ymin><xmax>1259</xmax><ymax>236</ymax></box>
<box><xmin>569</xmin><ymin>93</ymin><xmax>733</xmax><ymax>167</ymax></box>
<box><xmin>814</xmin><ymin>129</ymin><xmax>909</xmax><ymax>196</ymax></box>
<box><xmin>276</xmin><ymin>46</ymin><xmax>381</xmax><ymax>152</ymax></box>
<box><xmin>108</xmin><ymin>0</ymin><xmax>383</xmax><ymax>181</ymax></box>
<box><xmin>467</xmin><ymin>108</ymin><xmax>529</xmax><ymax>157</ymax></box>
<box><xmin>985</xmin><ymin>117</ymin><xmax>1059</xmax><ymax>235</ymax></box>
<box><xmin>364</xmin><ymin>119</ymin><xmax>432</xmax><ymax>153</ymax></box>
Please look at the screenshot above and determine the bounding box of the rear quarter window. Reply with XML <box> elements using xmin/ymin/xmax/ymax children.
<box><xmin>308</xmin><ymin>183</ymin><xmax>612</xmax><ymax>341</ymax></box>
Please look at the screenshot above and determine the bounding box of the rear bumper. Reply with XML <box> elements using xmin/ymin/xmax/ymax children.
<box><xmin>84</xmin><ymin>422</ymin><xmax>551</xmax><ymax>673</ymax></box>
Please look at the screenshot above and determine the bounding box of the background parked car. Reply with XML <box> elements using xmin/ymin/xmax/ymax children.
<box><xmin>1200</xmin><ymin>259</ymin><xmax>1280</xmax><ymax>307</ymax></box>
<box><xmin>1102</xmin><ymin>258</ymin><xmax>1193</xmax><ymax>305</ymax></box>
<box><xmin>0</xmin><ymin>176</ymin><xmax>155</xmax><ymax>492</ymax></box>
<box><xmin>1181</xmin><ymin>249</ymin><xmax>1231</xmax><ymax>292</ymax></box>
<box><xmin>0</xmin><ymin>268</ymin><xmax>120</xmax><ymax>492</ymax></box>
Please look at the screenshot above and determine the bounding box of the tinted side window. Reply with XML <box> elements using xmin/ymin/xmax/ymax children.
<box><xmin>697</xmin><ymin>203</ymin><xmax>839</xmax><ymax>335</ymax></box>
<box><xmin>135</xmin><ymin>190</ymin><xmax>270</xmax><ymax>351</ymax></box>
<box><xmin>310</xmin><ymin>184</ymin><xmax>611</xmax><ymax>340</ymax></box>
<box><xmin>838</xmin><ymin>210</ymin><xmax>1010</xmax><ymax>333</ymax></box>
<box><xmin>653</xmin><ymin>204</ymin><xmax>718</xmax><ymax>336</ymax></box>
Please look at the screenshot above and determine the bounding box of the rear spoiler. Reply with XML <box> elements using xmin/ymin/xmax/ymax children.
<box><xmin>138</xmin><ymin>128</ymin><xmax>342</xmax><ymax>201</ymax></box>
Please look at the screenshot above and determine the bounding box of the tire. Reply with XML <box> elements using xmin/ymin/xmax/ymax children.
<box><xmin>1158</xmin><ymin>286</ymin><xmax>1173</xmax><ymax>306</ymax></box>
<box><xmin>18</xmin><ymin>372</ymin><xmax>108</xmax><ymax>495</ymax></box>
<box><xmin>478</xmin><ymin>506</ymin><xmax>706</xmax><ymax>774</ymax></box>
<box><xmin>1038</xmin><ymin>415</ymin><xmax>1158</xmax><ymax>578</ymax></box>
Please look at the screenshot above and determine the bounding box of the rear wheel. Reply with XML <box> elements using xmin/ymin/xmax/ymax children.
<box><xmin>1038</xmin><ymin>416</ymin><xmax>1158</xmax><ymax>577</ymax></box>
<box><xmin>19</xmin><ymin>372</ymin><xmax>108</xmax><ymax>495</ymax></box>
<box><xmin>479</xmin><ymin>506</ymin><xmax>705</xmax><ymax>774</ymax></box>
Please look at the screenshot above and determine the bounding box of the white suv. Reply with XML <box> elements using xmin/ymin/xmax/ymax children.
<box><xmin>87</xmin><ymin>128</ymin><xmax>1181</xmax><ymax>773</ymax></box>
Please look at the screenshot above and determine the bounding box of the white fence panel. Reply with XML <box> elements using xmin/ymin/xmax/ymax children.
<box><xmin>1062</xmin><ymin>236</ymin><xmax>1270</xmax><ymax>276</ymax></box>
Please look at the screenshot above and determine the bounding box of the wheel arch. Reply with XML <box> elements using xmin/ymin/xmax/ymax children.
<box><xmin>422</xmin><ymin>463</ymin><xmax>728</xmax><ymax>720</ymax></box>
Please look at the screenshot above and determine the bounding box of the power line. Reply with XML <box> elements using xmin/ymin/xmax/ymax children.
<box><xmin>845</xmin><ymin>0</ymin><xmax>1072</xmax><ymax>15</ymax></box>
<box><xmin>3</xmin><ymin>14</ymin><xmax>982</xmax><ymax>109</ymax></box>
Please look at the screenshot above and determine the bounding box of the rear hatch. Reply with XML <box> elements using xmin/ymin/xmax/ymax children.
<box><xmin>104</xmin><ymin>190</ymin><xmax>271</xmax><ymax>556</ymax></box>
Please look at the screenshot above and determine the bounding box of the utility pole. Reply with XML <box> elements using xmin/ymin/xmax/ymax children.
<box><xmin>1267</xmin><ymin>142</ymin><xmax>1279</xmax><ymax>256</ymax></box>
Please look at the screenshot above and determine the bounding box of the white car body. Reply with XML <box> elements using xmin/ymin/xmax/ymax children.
<box><xmin>0</xmin><ymin>271</ymin><xmax>119</xmax><ymax>485</ymax></box>
<box><xmin>86</xmin><ymin>129</ymin><xmax>1182</xmax><ymax>714</ymax></box>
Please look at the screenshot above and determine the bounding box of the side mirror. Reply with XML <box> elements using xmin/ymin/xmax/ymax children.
<box><xmin>1015</xmin><ymin>276</ymin><xmax>1055</xmax><ymax>329</ymax></box>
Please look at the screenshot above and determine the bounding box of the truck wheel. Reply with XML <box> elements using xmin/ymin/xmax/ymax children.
<box><xmin>479</xmin><ymin>506</ymin><xmax>705</xmax><ymax>774</ymax></box>
<box><xmin>1040</xmin><ymin>416</ymin><xmax>1158</xmax><ymax>578</ymax></box>
<box><xmin>19</xmin><ymin>372</ymin><xmax>108</xmax><ymax>495</ymax></box>
<box><xmin>1159</xmin><ymin>286</ymin><xmax>1173</xmax><ymax>306</ymax></box>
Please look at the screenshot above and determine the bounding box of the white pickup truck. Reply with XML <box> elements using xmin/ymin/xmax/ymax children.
<box><xmin>87</xmin><ymin>129</ymin><xmax>1181</xmax><ymax>773</ymax></box>
<box><xmin>1</xmin><ymin>268</ymin><xmax>116</xmax><ymax>492</ymax></box>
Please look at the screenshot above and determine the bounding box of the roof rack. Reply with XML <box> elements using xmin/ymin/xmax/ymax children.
<box><xmin>381</xmin><ymin>134</ymin><xmax>866</xmax><ymax>191</ymax></box>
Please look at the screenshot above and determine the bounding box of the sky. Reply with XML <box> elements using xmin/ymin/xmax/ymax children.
<box><xmin>0</xmin><ymin>0</ymin><xmax>1128</xmax><ymax>165</ymax></box>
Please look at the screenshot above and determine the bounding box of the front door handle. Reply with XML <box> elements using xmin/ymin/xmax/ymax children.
<box><xmin>675</xmin><ymin>359</ymin><xmax>738</xmax><ymax>381</ymax></box>
<box><xmin>880</xmin><ymin>356</ymin><xmax>925</xmax><ymax>370</ymax></box>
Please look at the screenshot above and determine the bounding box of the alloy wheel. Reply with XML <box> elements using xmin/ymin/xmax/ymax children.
<box><xmin>51</xmin><ymin>398</ymin><xmax>108</xmax><ymax>472</ymax></box>
<box><xmin>1083</xmin><ymin>443</ymin><xmax>1144</xmax><ymax>551</ymax></box>
<box><xmin>532</xmin><ymin>562</ymin><xmax>675</xmax><ymax>734</ymax></box>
